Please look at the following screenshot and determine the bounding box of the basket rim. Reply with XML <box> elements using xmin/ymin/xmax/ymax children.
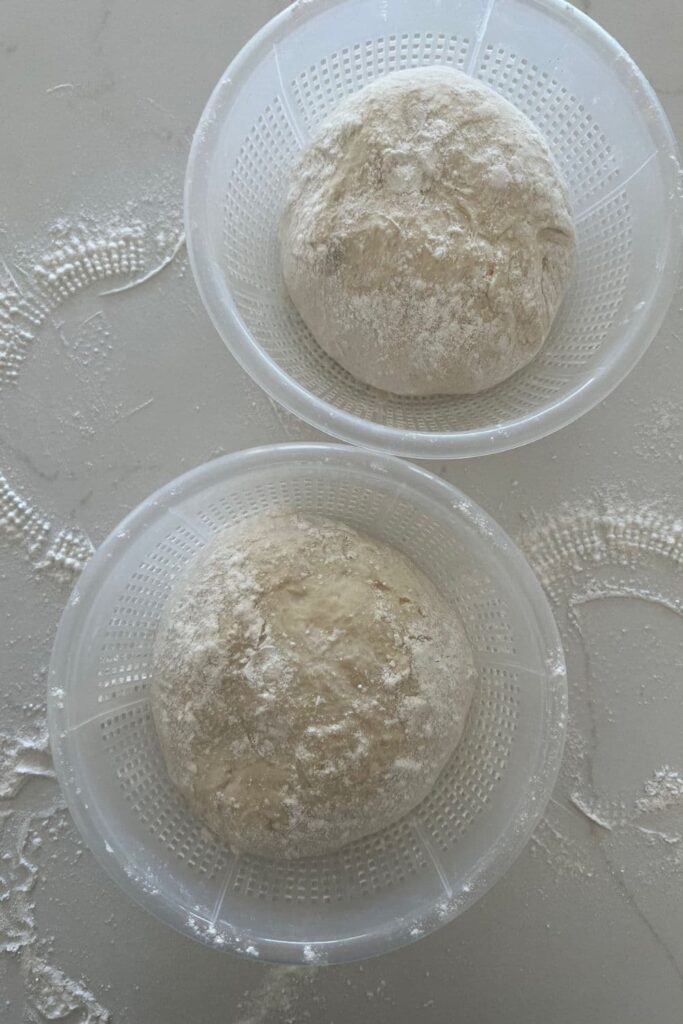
<box><xmin>48</xmin><ymin>443</ymin><xmax>567</xmax><ymax>963</ymax></box>
<box><xmin>184</xmin><ymin>0</ymin><xmax>683</xmax><ymax>459</ymax></box>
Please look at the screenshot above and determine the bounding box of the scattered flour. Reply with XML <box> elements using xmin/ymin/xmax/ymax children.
<box><xmin>522</xmin><ymin>502</ymin><xmax>683</xmax><ymax>607</ymax></box>
<box><xmin>636</xmin><ymin>767</ymin><xmax>683</xmax><ymax>815</ymax></box>
<box><xmin>233</xmin><ymin>966</ymin><xmax>318</xmax><ymax>1024</ymax></box>
<box><xmin>530</xmin><ymin>802</ymin><xmax>595</xmax><ymax>881</ymax></box>
<box><xmin>0</xmin><ymin>189</ymin><xmax>190</xmax><ymax>577</ymax></box>
<box><xmin>1</xmin><ymin>797</ymin><xmax>110</xmax><ymax>1021</ymax></box>
<box><xmin>0</xmin><ymin>732</ymin><xmax>54</xmax><ymax>799</ymax></box>
<box><xmin>522</xmin><ymin>498</ymin><xmax>683</xmax><ymax>883</ymax></box>
<box><xmin>24</xmin><ymin>959</ymin><xmax>110</xmax><ymax>1024</ymax></box>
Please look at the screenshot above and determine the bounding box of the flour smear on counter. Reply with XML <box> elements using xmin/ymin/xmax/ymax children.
<box><xmin>0</xmin><ymin>190</ymin><xmax>185</xmax><ymax>578</ymax></box>
<box><xmin>522</xmin><ymin>500</ymin><xmax>683</xmax><ymax>876</ymax></box>
<box><xmin>0</xmin><ymin>183</ymin><xmax>187</xmax><ymax>1020</ymax></box>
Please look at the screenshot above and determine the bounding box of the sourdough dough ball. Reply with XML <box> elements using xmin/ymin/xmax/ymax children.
<box><xmin>279</xmin><ymin>67</ymin><xmax>575</xmax><ymax>395</ymax></box>
<box><xmin>151</xmin><ymin>511</ymin><xmax>476</xmax><ymax>858</ymax></box>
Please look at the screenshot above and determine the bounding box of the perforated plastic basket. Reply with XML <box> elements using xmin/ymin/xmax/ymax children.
<box><xmin>48</xmin><ymin>444</ymin><xmax>566</xmax><ymax>962</ymax></box>
<box><xmin>185</xmin><ymin>0</ymin><xmax>682</xmax><ymax>459</ymax></box>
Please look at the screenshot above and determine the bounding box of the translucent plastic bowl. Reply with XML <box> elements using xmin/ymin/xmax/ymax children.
<box><xmin>185</xmin><ymin>0</ymin><xmax>682</xmax><ymax>460</ymax></box>
<box><xmin>48</xmin><ymin>444</ymin><xmax>566</xmax><ymax>963</ymax></box>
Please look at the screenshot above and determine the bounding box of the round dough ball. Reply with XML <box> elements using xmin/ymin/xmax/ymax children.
<box><xmin>151</xmin><ymin>511</ymin><xmax>476</xmax><ymax>859</ymax></box>
<box><xmin>279</xmin><ymin>67</ymin><xmax>575</xmax><ymax>396</ymax></box>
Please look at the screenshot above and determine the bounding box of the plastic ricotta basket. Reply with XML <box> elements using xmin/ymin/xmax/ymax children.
<box><xmin>48</xmin><ymin>444</ymin><xmax>566</xmax><ymax>963</ymax></box>
<box><xmin>184</xmin><ymin>0</ymin><xmax>682</xmax><ymax>459</ymax></box>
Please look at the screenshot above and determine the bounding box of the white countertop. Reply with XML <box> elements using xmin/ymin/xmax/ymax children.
<box><xmin>1</xmin><ymin>1</ymin><xmax>682</xmax><ymax>1020</ymax></box>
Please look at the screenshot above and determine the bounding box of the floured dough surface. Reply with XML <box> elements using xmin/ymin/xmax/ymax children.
<box><xmin>151</xmin><ymin>511</ymin><xmax>476</xmax><ymax>858</ymax></box>
<box><xmin>280</xmin><ymin>66</ymin><xmax>575</xmax><ymax>396</ymax></box>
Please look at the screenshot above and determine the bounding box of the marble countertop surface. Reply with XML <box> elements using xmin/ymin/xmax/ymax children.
<box><xmin>1</xmin><ymin>0</ymin><xmax>682</xmax><ymax>1020</ymax></box>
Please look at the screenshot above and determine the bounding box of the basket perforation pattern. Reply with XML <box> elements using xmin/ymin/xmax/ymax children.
<box><xmin>474</xmin><ymin>44</ymin><xmax>619</xmax><ymax>208</ymax></box>
<box><xmin>231</xmin><ymin>819</ymin><xmax>428</xmax><ymax>903</ymax></box>
<box><xmin>536</xmin><ymin>189</ymin><xmax>632</xmax><ymax>371</ymax></box>
<box><xmin>413</xmin><ymin>667</ymin><xmax>519</xmax><ymax>850</ymax></box>
<box><xmin>100</xmin><ymin>702</ymin><xmax>232</xmax><ymax>880</ymax></box>
<box><xmin>291</xmin><ymin>32</ymin><xmax>471</xmax><ymax>132</ymax></box>
<box><xmin>95</xmin><ymin>527</ymin><xmax>206</xmax><ymax>704</ymax></box>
